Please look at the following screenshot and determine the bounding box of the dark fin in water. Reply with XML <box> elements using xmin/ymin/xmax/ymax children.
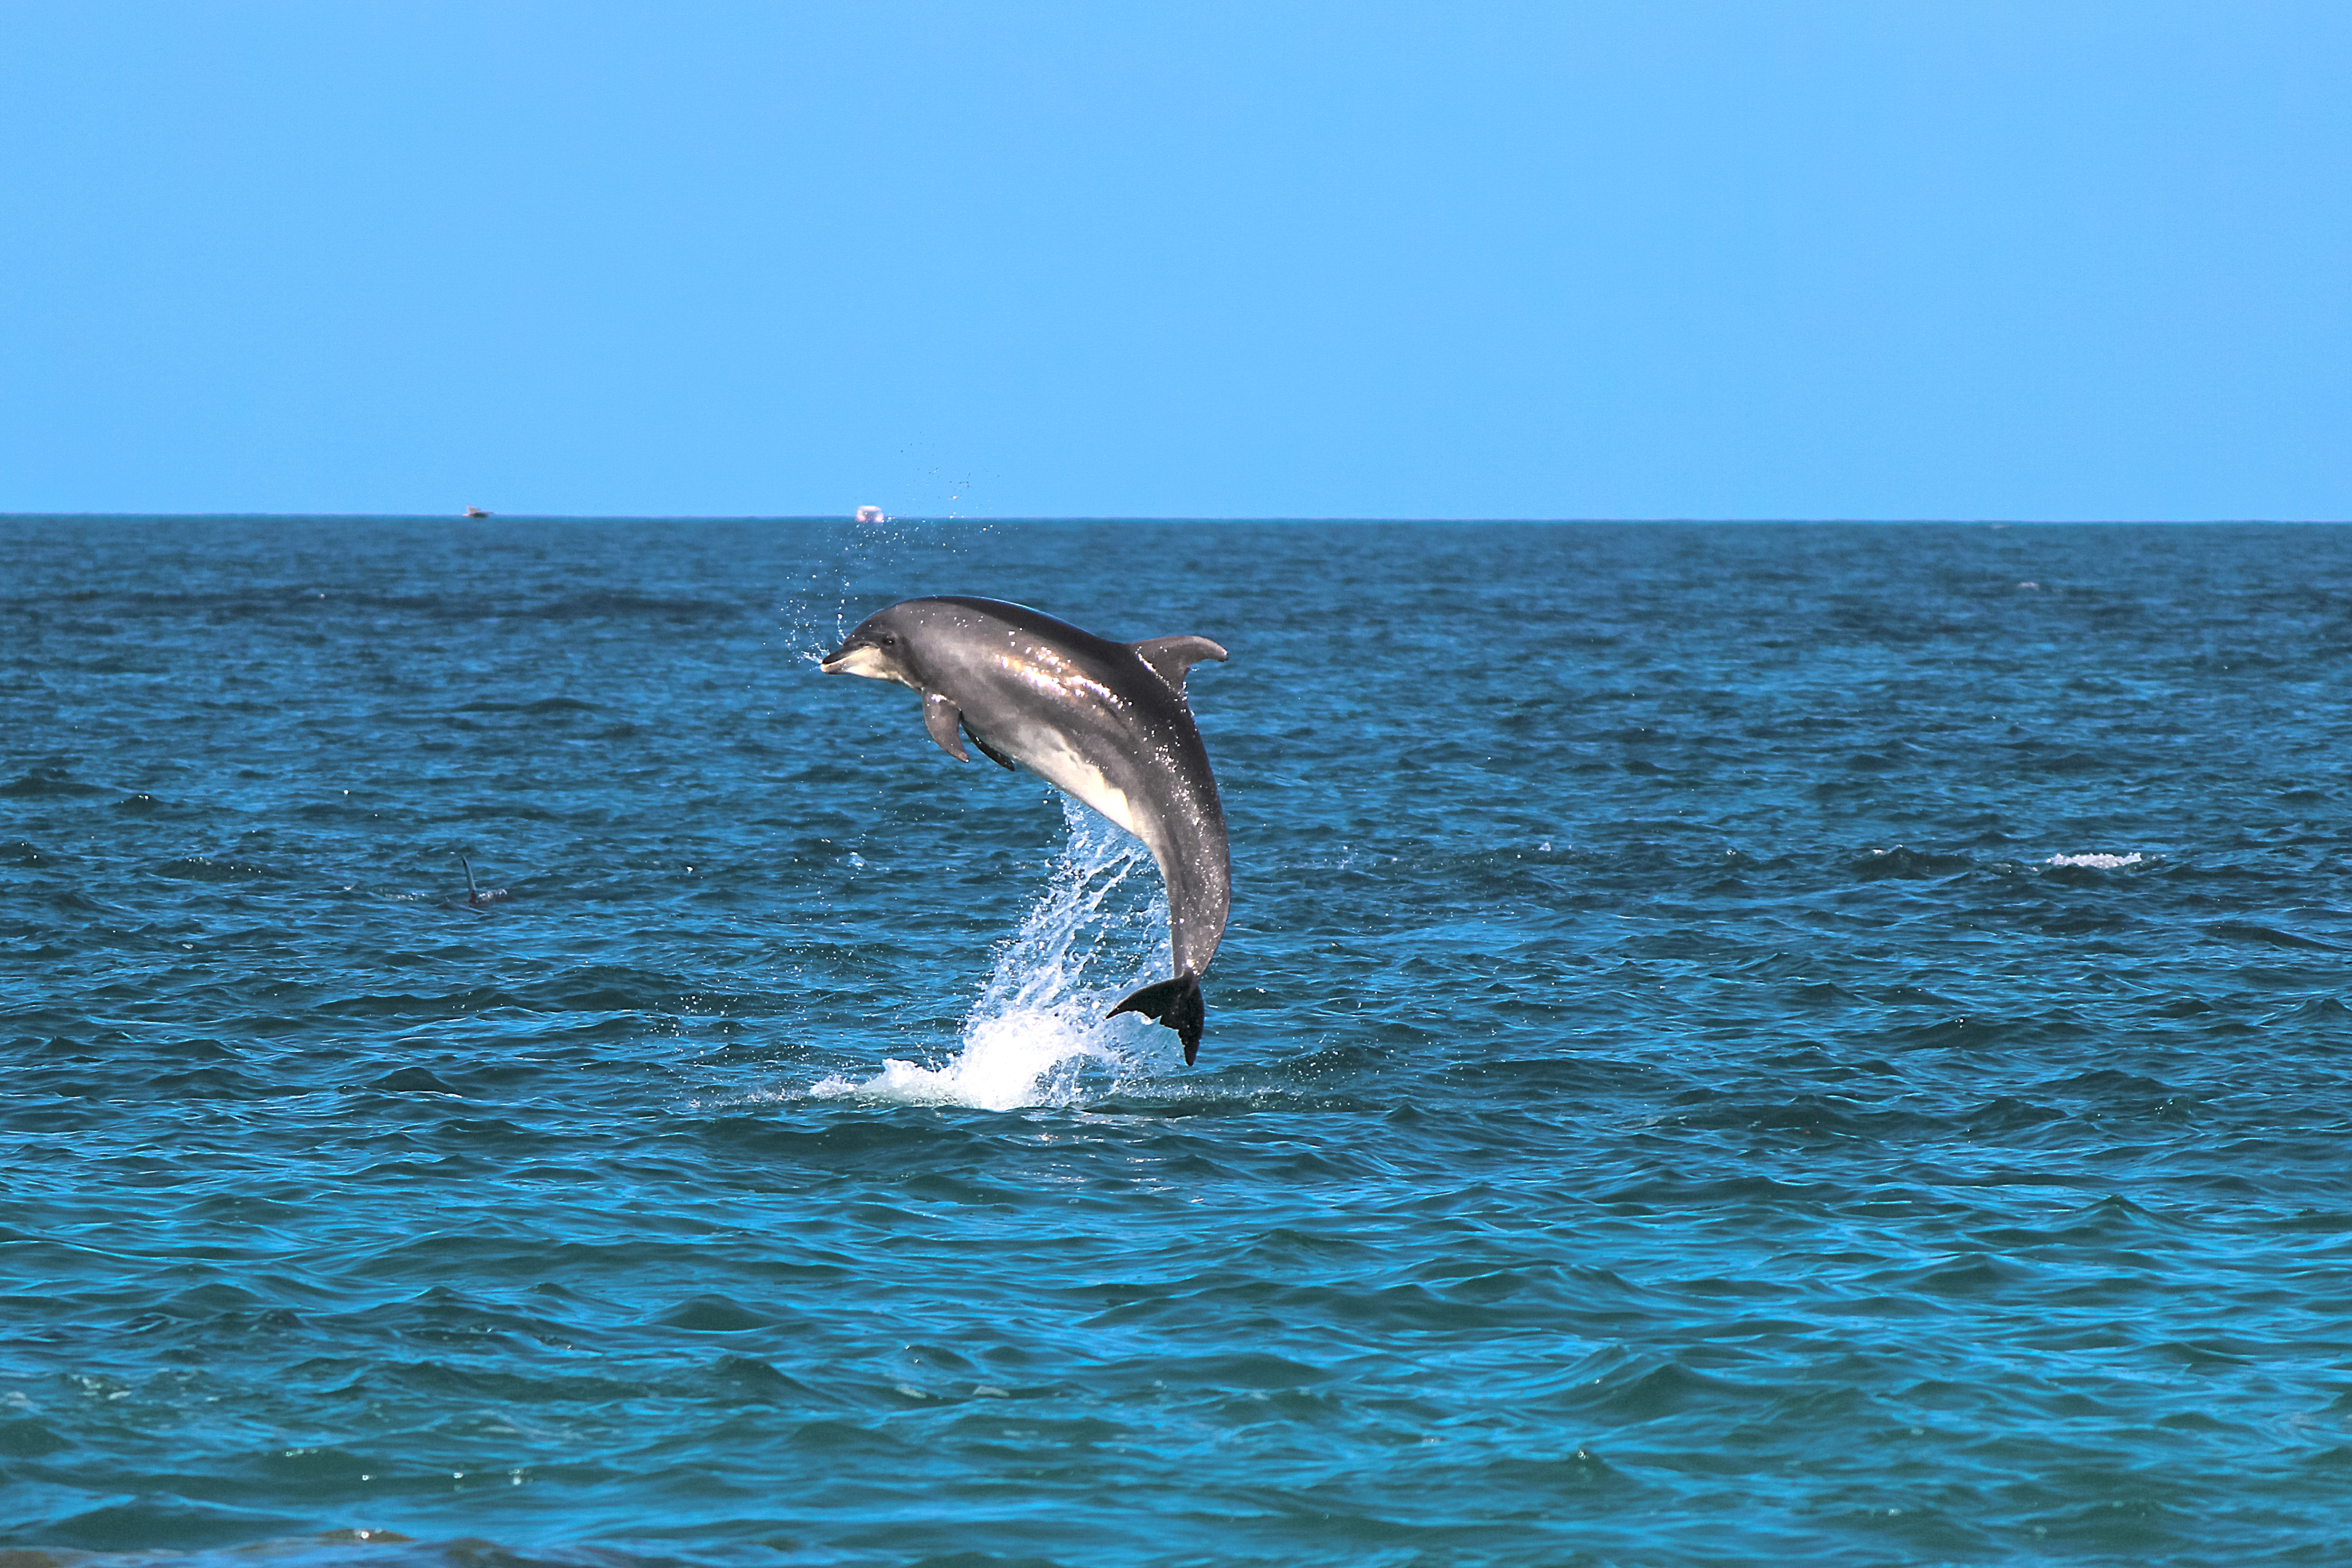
<box><xmin>1107</xmin><ymin>972</ymin><xmax>1205</xmax><ymax>1064</ymax></box>
<box><xmin>963</xmin><ymin>720</ymin><xmax>1016</xmax><ymax>770</ymax></box>
<box><xmin>454</xmin><ymin>853</ymin><xmax>511</xmax><ymax>911</ymax></box>
<box><xmin>923</xmin><ymin>693</ymin><xmax>970</xmax><ymax>761</ymax></box>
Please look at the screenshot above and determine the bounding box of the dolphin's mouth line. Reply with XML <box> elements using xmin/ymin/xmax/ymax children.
<box><xmin>822</xmin><ymin>642</ymin><xmax>904</xmax><ymax>681</ymax></box>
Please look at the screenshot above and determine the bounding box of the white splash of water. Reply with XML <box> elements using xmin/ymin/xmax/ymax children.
<box><xmin>2046</xmin><ymin>852</ymin><xmax>2148</xmax><ymax>869</ymax></box>
<box><xmin>811</xmin><ymin>798</ymin><xmax>1171</xmax><ymax>1110</ymax></box>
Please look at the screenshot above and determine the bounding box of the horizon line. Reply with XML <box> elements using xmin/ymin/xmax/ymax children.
<box><xmin>4</xmin><ymin>512</ymin><xmax>2349</xmax><ymax>526</ymax></box>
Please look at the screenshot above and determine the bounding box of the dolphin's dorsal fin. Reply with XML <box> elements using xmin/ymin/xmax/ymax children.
<box><xmin>1131</xmin><ymin>635</ymin><xmax>1229</xmax><ymax>696</ymax></box>
<box><xmin>923</xmin><ymin>693</ymin><xmax>971</xmax><ymax>762</ymax></box>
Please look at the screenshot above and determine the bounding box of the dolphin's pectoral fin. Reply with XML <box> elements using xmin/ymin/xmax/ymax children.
<box><xmin>923</xmin><ymin>693</ymin><xmax>971</xmax><ymax>762</ymax></box>
<box><xmin>1107</xmin><ymin>972</ymin><xmax>1205</xmax><ymax>1064</ymax></box>
<box><xmin>963</xmin><ymin>721</ymin><xmax>1016</xmax><ymax>770</ymax></box>
<box><xmin>1130</xmin><ymin>635</ymin><xmax>1229</xmax><ymax>696</ymax></box>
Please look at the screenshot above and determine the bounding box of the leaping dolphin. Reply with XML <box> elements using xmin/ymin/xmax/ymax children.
<box><xmin>820</xmin><ymin>596</ymin><xmax>1230</xmax><ymax>1062</ymax></box>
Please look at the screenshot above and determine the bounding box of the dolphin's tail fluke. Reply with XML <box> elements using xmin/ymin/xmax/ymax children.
<box><xmin>1108</xmin><ymin>972</ymin><xmax>1205</xmax><ymax>1064</ymax></box>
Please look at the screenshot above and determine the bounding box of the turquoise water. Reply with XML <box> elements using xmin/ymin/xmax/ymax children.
<box><xmin>4</xmin><ymin>517</ymin><xmax>2352</xmax><ymax>1566</ymax></box>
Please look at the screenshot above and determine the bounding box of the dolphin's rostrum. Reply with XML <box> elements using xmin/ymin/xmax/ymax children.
<box><xmin>820</xmin><ymin>596</ymin><xmax>1230</xmax><ymax>1062</ymax></box>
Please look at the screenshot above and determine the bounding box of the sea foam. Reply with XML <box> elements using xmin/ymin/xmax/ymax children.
<box><xmin>811</xmin><ymin>798</ymin><xmax>1170</xmax><ymax>1110</ymax></box>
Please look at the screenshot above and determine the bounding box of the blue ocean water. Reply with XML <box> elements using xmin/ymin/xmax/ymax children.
<box><xmin>4</xmin><ymin>517</ymin><xmax>2352</xmax><ymax>1568</ymax></box>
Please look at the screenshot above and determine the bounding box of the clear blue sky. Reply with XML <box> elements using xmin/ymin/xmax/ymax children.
<box><xmin>2</xmin><ymin>2</ymin><xmax>2345</xmax><ymax>520</ymax></box>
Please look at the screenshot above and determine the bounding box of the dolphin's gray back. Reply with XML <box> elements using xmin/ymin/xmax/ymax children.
<box><xmin>908</xmin><ymin>597</ymin><xmax>1230</xmax><ymax>976</ymax></box>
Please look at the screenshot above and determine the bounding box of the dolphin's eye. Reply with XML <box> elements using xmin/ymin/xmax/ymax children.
<box><xmin>878</xmin><ymin>633</ymin><xmax>898</xmax><ymax>647</ymax></box>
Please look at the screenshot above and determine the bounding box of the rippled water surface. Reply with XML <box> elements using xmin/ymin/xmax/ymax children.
<box><xmin>5</xmin><ymin>517</ymin><xmax>2352</xmax><ymax>1567</ymax></box>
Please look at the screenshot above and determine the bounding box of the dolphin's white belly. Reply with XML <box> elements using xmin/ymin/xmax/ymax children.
<box><xmin>1020</xmin><ymin>730</ymin><xmax>1146</xmax><ymax>841</ymax></box>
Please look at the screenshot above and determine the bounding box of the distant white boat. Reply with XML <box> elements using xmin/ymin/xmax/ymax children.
<box><xmin>855</xmin><ymin>505</ymin><xmax>885</xmax><ymax>524</ymax></box>
<box><xmin>464</xmin><ymin>505</ymin><xmax>491</xmax><ymax>519</ymax></box>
